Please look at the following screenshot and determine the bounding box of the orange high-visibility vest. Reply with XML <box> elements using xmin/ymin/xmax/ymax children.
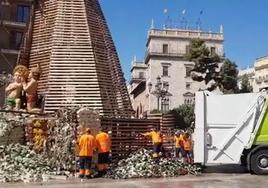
<box><xmin>144</xmin><ymin>131</ymin><xmax>163</xmax><ymax>144</ymax></box>
<box><xmin>174</xmin><ymin>135</ymin><xmax>183</xmax><ymax>148</ymax></box>
<box><xmin>183</xmin><ymin>138</ymin><xmax>192</xmax><ymax>151</ymax></box>
<box><xmin>95</xmin><ymin>132</ymin><xmax>111</xmax><ymax>153</ymax></box>
<box><xmin>79</xmin><ymin>134</ymin><xmax>95</xmax><ymax>157</ymax></box>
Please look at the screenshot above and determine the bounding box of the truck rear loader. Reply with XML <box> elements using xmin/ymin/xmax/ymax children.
<box><xmin>193</xmin><ymin>91</ymin><xmax>268</xmax><ymax>174</ymax></box>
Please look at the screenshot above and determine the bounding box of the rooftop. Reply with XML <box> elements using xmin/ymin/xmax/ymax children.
<box><xmin>131</xmin><ymin>60</ymin><xmax>147</xmax><ymax>72</ymax></box>
<box><xmin>256</xmin><ymin>55</ymin><xmax>268</xmax><ymax>62</ymax></box>
<box><xmin>147</xmin><ymin>28</ymin><xmax>224</xmax><ymax>45</ymax></box>
<box><xmin>238</xmin><ymin>67</ymin><xmax>255</xmax><ymax>76</ymax></box>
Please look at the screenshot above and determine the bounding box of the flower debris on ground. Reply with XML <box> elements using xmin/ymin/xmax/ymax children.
<box><xmin>0</xmin><ymin>110</ymin><xmax>201</xmax><ymax>183</ymax></box>
<box><xmin>105</xmin><ymin>148</ymin><xmax>201</xmax><ymax>179</ymax></box>
<box><xmin>0</xmin><ymin>144</ymin><xmax>51</xmax><ymax>183</ymax></box>
<box><xmin>0</xmin><ymin>109</ymin><xmax>78</xmax><ymax>183</ymax></box>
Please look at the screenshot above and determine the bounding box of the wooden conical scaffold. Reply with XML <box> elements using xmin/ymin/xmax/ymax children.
<box><xmin>18</xmin><ymin>0</ymin><xmax>133</xmax><ymax>117</ymax></box>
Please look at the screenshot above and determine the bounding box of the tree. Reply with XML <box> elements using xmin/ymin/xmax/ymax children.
<box><xmin>239</xmin><ymin>74</ymin><xmax>253</xmax><ymax>93</ymax></box>
<box><xmin>219</xmin><ymin>59</ymin><xmax>239</xmax><ymax>94</ymax></box>
<box><xmin>186</xmin><ymin>39</ymin><xmax>221</xmax><ymax>91</ymax></box>
<box><xmin>186</xmin><ymin>39</ymin><xmax>240</xmax><ymax>93</ymax></box>
<box><xmin>171</xmin><ymin>104</ymin><xmax>195</xmax><ymax>130</ymax></box>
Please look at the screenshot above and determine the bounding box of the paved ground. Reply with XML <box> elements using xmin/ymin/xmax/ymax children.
<box><xmin>1</xmin><ymin>166</ymin><xmax>268</xmax><ymax>188</ymax></box>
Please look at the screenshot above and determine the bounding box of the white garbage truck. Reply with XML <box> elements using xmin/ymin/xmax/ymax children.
<box><xmin>193</xmin><ymin>91</ymin><xmax>268</xmax><ymax>174</ymax></box>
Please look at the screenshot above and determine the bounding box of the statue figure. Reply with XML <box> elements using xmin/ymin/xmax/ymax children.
<box><xmin>23</xmin><ymin>65</ymin><xmax>41</xmax><ymax>111</ymax></box>
<box><xmin>5</xmin><ymin>65</ymin><xmax>27</xmax><ymax>110</ymax></box>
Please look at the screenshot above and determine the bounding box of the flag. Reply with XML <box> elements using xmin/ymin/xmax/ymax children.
<box><xmin>163</xmin><ymin>8</ymin><xmax>168</xmax><ymax>14</ymax></box>
<box><xmin>182</xmin><ymin>9</ymin><xmax>186</xmax><ymax>15</ymax></box>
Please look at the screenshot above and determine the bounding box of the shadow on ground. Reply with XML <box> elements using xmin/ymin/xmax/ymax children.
<box><xmin>203</xmin><ymin>164</ymin><xmax>248</xmax><ymax>174</ymax></box>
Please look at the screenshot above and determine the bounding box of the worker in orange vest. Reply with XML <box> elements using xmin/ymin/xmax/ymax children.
<box><xmin>174</xmin><ymin>130</ymin><xmax>184</xmax><ymax>159</ymax></box>
<box><xmin>78</xmin><ymin>128</ymin><xmax>96</xmax><ymax>179</ymax></box>
<box><xmin>95</xmin><ymin>129</ymin><xmax>111</xmax><ymax>177</ymax></box>
<box><xmin>143</xmin><ymin>127</ymin><xmax>164</xmax><ymax>158</ymax></box>
<box><xmin>181</xmin><ymin>132</ymin><xmax>193</xmax><ymax>164</ymax></box>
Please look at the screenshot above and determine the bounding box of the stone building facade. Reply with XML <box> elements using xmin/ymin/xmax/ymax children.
<box><xmin>238</xmin><ymin>55</ymin><xmax>268</xmax><ymax>92</ymax></box>
<box><xmin>130</xmin><ymin>27</ymin><xmax>224</xmax><ymax>117</ymax></box>
<box><xmin>0</xmin><ymin>0</ymin><xmax>32</xmax><ymax>73</ymax></box>
<box><xmin>0</xmin><ymin>0</ymin><xmax>32</xmax><ymax>106</ymax></box>
<box><xmin>254</xmin><ymin>55</ymin><xmax>268</xmax><ymax>92</ymax></box>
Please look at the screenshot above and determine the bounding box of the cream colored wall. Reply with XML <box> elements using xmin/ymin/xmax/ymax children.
<box><xmin>147</xmin><ymin>58</ymin><xmax>206</xmax><ymax>111</ymax></box>
<box><xmin>254</xmin><ymin>57</ymin><xmax>268</xmax><ymax>91</ymax></box>
<box><xmin>130</xmin><ymin>29</ymin><xmax>224</xmax><ymax>113</ymax></box>
<box><xmin>131</xmin><ymin>89</ymin><xmax>149</xmax><ymax>117</ymax></box>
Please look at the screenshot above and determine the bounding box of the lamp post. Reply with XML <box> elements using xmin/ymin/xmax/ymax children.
<box><xmin>148</xmin><ymin>76</ymin><xmax>171</xmax><ymax>113</ymax></box>
<box><xmin>0</xmin><ymin>72</ymin><xmax>7</xmax><ymax>88</ymax></box>
<box><xmin>0</xmin><ymin>72</ymin><xmax>12</xmax><ymax>107</ymax></box>
<box><xmin>0</xmin><ymin>72</ymin><xmax>12</xmax><ymax>88</ymax></box>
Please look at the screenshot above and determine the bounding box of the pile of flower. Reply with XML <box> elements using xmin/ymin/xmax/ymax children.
<box><xmin>105</xmin><ymin>149</ymin><xmax>201</xmax><ymax>179</ymax></box>
<box><xmin>0</xmin><ymin>144</ymin><xmax>51</xmax><ymax>183</ymax></box>
<box><xmin>0</xmin><ymin>109</ymin><xmax>78</xmax><ymax>183</ymax></box>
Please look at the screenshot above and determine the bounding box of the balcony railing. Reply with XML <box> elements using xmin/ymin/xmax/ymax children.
<box><xmin>145</xmin><ymin>50</ymin><xmax>185</xmax><ymax>62</ymax></box>
<box><xmin>148</xmin><ymin>29</ymin><xmax>224</xmax><ymax>41</ymax></box>
<box><xmin>0</xmin><ymin>49</ymin><xmax>19</xmax><ymax>55</ymax></box>
<box><xmin>130</xmin><ymin>77</ymin><xmax>146</xmax><ymax>84</ymax></box>
<box><xmin>255</xmin><ymin>75</ymin><xmax>268</xmax><ymax>84</ymax></box>
<box><xmin>1</xmin><ymin>20</ymin><xmax>27</xmax><ymax>29</ymax></box>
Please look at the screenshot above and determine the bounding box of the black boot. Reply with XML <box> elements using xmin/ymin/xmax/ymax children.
<box><xmin>85</xmin><ymin>174</ymin><xmax>92</xmax><ymax>179</ymax></box>
<box><xmin>79</xmin><ymin>174</ymin><xmax>84</xmax><ymax>179</ymax></box>
<box><xmin>95</xmin><ymin>171</ymin><xmax>103</xmax><ymax>178</ymax></box>
<box><xmin>102</xmin><ymin>170</ymin><xmax>107</xmax><ymax>176</ymax></box>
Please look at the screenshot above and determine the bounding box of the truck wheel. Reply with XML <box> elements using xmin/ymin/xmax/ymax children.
<box><xmin>250</xmin><ymin>149</ymin><xmax>268</xmax><ymax>174</ymax></box>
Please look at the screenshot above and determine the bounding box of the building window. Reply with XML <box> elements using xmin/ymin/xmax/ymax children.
<box><xmin>17</xmin><ymin>5</ymin><xmax>30</xmax><ymax>23</ymax></box>
<box><xmin>184</xmin><ymin>97</ymin><xmax>194</xmax><ymax>105</ymax></box>
<box><xmin>161</xmin><ymin>98</ymin><xmax>169</xmax><ymax>113</ymax></box>
<box><xmin>183</xmin><ymin>92</ymin><xmax>195</xmax><ymax>105</ymax></box>
<box><xmin>186</xmin><ymin>83</ymin><xmax>191</xmax><ymax>90</ymax></box>
<box><xmin>185</xmin><ymin>45</ymin><xmax>190</xmax><ymax>54</ymax></box>
<box><xmin>10</xmin><ymin>31</ymin><xmax>23</xmax><ymax>50</ymax></box>
<box><xmin>162</xmin><ymin>65</ymin><xmax>169</xmax><ymax>76</ymax></box>
<box><xmin>139</xmin><ymin>72</ymin><xmax>145</xmax><ymax>79</ymax></box>
<box><xmin>185</xmin><ymin>67</ymin><xmax>192</xmax><ymax>77</ymax></box>
<box><xmin>163</xmin><ymin>44</ymin><xmax>168</xmax><ymax>54</ymax></box>
<box><xmin>15</xmin><ymin>32</ymin><xmax>23</xmax><ymax>49</ymax></box>
<box><xmin>210</xmin><ymin>47</ymin><xmax>216</xmax><ymax>55</ymax></box>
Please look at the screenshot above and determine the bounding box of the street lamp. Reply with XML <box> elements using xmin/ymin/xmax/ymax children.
<box><xmin>0</xmin><ymin>72</ymin><xmax>10</xmax><ymax>88</ymax></box>
<box><xmin>148</xmin><ymin>76</ymin><xmax>171</xmax><ymax>113</ymax></box>
<box><xmin>0</xmin><ymin>72</ymin><xmax>12</xmax><ymax>102</ymax></box>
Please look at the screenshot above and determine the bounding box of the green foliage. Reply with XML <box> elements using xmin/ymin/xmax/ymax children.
<box><xmin>186</xmin><ymin>39</ymin><xmax>239</xmax><ymax>93</ymax></box>
<box><xmin>171</xmin><ymin>104</ymin><xmax>195</xmax><ymax>130</ymax></box>
<box><xmin>186</xmin><ymin>39</ymin><xmax>221</xmax><ymax>91</ymax></box>
<box><xmin>150</xmin><ymin>109</ymin><xmax>161</xmax><ymax>114</ymax></box>
<box><xmin>239</xmin><ymin>74</ymin><xmax>253</xmax><ymax>93</ymax></box>
<box><xmin>219</xmin><ymin>59</ymin><xmax>239</xmax><ymax>94</ymax></box>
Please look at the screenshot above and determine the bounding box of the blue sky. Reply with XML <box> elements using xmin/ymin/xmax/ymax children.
<box><xmin>99</xmin><ymin>0</ymin><xmax>268</xmax><ymax>81</ymax></box>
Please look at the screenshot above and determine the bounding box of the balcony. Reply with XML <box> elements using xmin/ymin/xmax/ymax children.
<box><xmin>255</xmin><ymin>74</ymin><xmax>268</xmax><ymax>84</ymax></box>
<box><xmin>1</xmin><ymin>20</ymin><xmax>27</xmax><ymax>29</ymax></box>
<box><xmin>1</xmin><ymin>0</ymin><xmax>33</xmax><ymax>5</ymax></box>
<box><xmin>130</xmin><ymin>77</ymin><xmax>146</xmax><ymax>84</ymax></box>
<box><xmin>256</xmin><ymin>76</ymin><xmax>263</xmax><ymax>84</ymax></box>
<box><xmin>0</xmin><ymin>49</ymin><xmax>19</xmax><ymax>55</ymax></box>
<box><xmin>20</xmin><ymin>0</ymin><xmax>34</xmax><ymax>2</ymax></box>
<box><xmin>145</xmin><ymin>50</ymin><xmax>185</xmax><ymax>62</ymax></box>
<box><xmin>263</xmin><ymin>75</ymin><xmax>268</xmax><ymax>82</ymax></box>
<box><xmin>148</xmin><ymin>28</ymin><xmax>224</xmax><ymax>42</ymax></box>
